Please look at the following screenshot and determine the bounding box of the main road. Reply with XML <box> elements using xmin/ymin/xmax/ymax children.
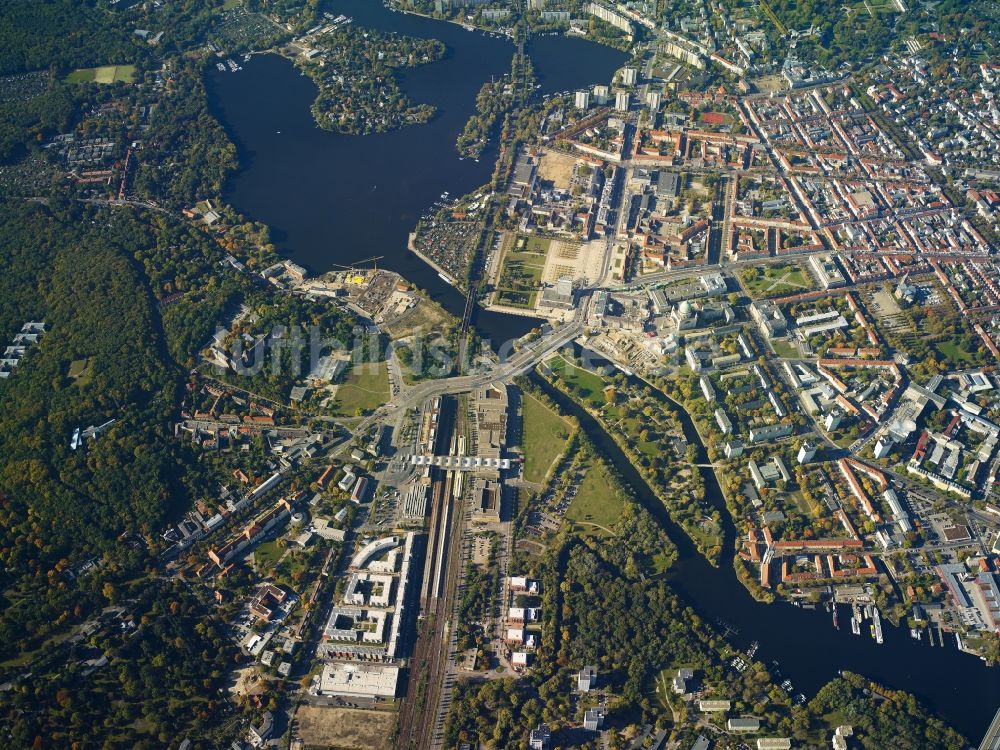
<box><xmin>328</xmin><ymin>315</ymin><xmax>586</xmax><ymax>462</ymax></box>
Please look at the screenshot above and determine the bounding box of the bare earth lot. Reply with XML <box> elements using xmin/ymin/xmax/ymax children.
<box><xmin>537</xmin><ymin>149</ymin><xmax>578</xmax><ymax>190</ymax></box>
<box><xmin>297</xmin><ymin>705</ymin><xmax>396</xmax><ymax>750</ymax></box>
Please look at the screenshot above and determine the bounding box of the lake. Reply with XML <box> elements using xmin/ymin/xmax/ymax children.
<box><xmin>206</xmin><ymin>2</ymin><xmax>1000</xmax><ymax>741</ymax></box>
<box><xmin>206</xmin><ymin>0</ymin><xmax>628</xmax><ymax>344</ymax></box>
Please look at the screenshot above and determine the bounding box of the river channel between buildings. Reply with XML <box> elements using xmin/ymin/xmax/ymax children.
<box><xmin>207</xmin><ymin>1</ymin><xmax>999</xmax><ymax>739</ymax></box>
<box><xmin>537</xmin><ymin>346</ymin><xmax>1000</xmax><ymax>742</ymax></box>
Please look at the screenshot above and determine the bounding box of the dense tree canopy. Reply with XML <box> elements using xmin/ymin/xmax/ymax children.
<box><xmin>0</xmin><ymin>0</ymin><xmax>139</xmax><ymax>76</ymax></box>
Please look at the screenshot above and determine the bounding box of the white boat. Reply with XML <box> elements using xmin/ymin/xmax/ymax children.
<box><xmin>872</xmin><ymin>608</ymin><xmax>883</xmax><ymax>645</ymax></box>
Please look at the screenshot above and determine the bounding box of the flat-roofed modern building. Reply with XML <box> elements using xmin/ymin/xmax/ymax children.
<box><xmin>318</xmin><ymin>662</ymin><xmax>399</xmax><ymax>699</ymax></box>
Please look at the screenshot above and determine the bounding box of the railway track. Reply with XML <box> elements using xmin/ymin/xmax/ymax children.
<box><xmin>395</xmin><ymin>471</ymin><xmax>463</xmax><ymax>750</ymax></box>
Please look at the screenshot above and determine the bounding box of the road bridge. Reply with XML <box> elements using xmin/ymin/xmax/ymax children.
<box><xmin>979</xmin><ymin>706</ymin><xmax>1000</xmax><ymax>750</ymax></box>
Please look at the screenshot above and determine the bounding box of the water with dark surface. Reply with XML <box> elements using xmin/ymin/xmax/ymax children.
<box><xmin>536</xmin><ymin>351</ymin><xmax>1000</xmax><ymax>743</ymax></box>
<box><xmin>205</xmin><ymin>0</ymin><xmax>627</xmax><ymax>343</ymax></box>
<box><xmin>207</xmin><ymin>2</ymin><xmax>999</xmax><ymax>740</ymax></box>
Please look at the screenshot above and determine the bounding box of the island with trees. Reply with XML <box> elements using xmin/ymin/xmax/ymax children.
<box><xmin>291</xmin><ymin>24</ymin><xmax>445</xmax><ymax>135</ymax></box>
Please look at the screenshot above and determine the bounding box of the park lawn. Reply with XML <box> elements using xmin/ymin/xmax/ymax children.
<box><xmin>330</xmin><ymin>361</ymin><xmax>390</xmax><ymax>416</ymax></box>
<box><xmin>222</xmin><ymin>0</ymin><xmax>242</xmax><ymax>8</ymax></box>
<box><xmin>852</xmin><ymin>0</ymin><xmax>895</xmax><ymax>13</ymax></box>
<box><xmin>783</xmin><ymin>491</ymin><xmax>813</xmax><ymax>516</ymax></box>
<box><xmin>652</xmin><ymin>552</ymin><xmax>673</xmax><ymax>574</ymax></box>
<box><xmin>512</xmin><ymin>234</ymin><xmax>552</xmax><ymax>256</ymax></box>
<box><xmin>687</xmin><ymin>517</ymin><xmax>722</xmax><ymax>552</ymax></box>
<box><xmin>496</xmin><ymin>255</ymin><xmax>544</xmax><ymax>309</ymax></box>
<box><xmin>741</xmin><ymin>264</ymin><xmax>814</xmax><ymax>297</ymax></box>
<box><xmin>819</xmin><ymin>710</ymin><xmax>851</xmax><ymax>730</ymax></box>
<box><xmin>565</xmin><ymin>460</ymin><xmax>622</xmax><ymax>536</ymax></box>
<box><xmin>497</xmin><ymin>290</ymin><xmax>537</xmax><ymax>309</ymax></box>
<box><xmin>830</xmin><ymin>431</ymin><xmax>857</xmax><ymax>449</ymax></box>
<box><xmin>605</xmin><ymin>407</ymin><xmax>658</xmax><ymax>456</ymax></box>
<box><xmin>254</xmin><ymin>540</ymin><xmax>282</xmax><ymax>569</ymax></box>
<box><xmin>935</xmin><ymin>337</ymin><xmax>979</xmax><ymax>366</ymax></box>
<box><xmin>618</xmin><ymin>413</ymin><xmax>658</xmax><ymax>456</ymax></box>
<box><xmin>66</xmin><ymin>65</ymin><xmax>136</xmax><ymax>84</ymax></box>
<box><xmin>548</xmin><ymin>355</ymin><xmax>607</xmax><ymax>408</ymax></box>
<box><xmin>503</xmin><ymin>258</ymin><xmax>545</xmax><ymax>286</ymax></box>
<box><xmin>276</xmin><ymin>548</ymin><xmax>311</xmax><ymax>588</ymax></box>
<box><xmin>524</xmin><ymin>235</ymin><xmax>551</xmax><ymax>255</ymax></box>
<box><xmin>495</xmin><ymin>233</ymin><xmax>550</xmax><ymax>309</ymax></box>
<box><xmin>68</xmin><ymin>357</ymin><xmax>94</xmax><ymax>386</ymax></box>
<box><xmin>521</xmin><ymin>393</ymin><xmax>572</xmax><ymax>483</ymax></box>
<box><xmin>0</xmin><ymin>602</ymin><xmax>67</xmax><ymax>668</ymax></box>
<box><xmin>771</xmin><ymin>339</ymin><xmax>798</xmax><ymax>358</ymax></box>
<box><xmin>783</xmin><ymin>268</ymin><xmax>811</xmax><ymax>287</ymax></box>
<box><xmin>65</xmin><ymin>69</ymin><xmax>96</xmax><ymax>83</ymax></box>
<box><xmin>652</xmin><ymin>666</ymin><xmax>688</xmax><ymax>713</ymax></box>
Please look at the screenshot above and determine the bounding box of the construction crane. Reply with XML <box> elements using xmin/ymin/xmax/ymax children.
<box><xmin>329</xmin><ymin>255</ymin><xmax>384</xmax><ymax>272</ymax></box>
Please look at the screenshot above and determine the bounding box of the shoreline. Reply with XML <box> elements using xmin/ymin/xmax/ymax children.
<box><xmin>407</xmin><ymin>232</ymin><xmax>462</xmax><ymax>289</ymax></box>
<box><xmin>386</xmin><ymin>1</ymin><xmax>517</xmax><ymax>38</ymax></box>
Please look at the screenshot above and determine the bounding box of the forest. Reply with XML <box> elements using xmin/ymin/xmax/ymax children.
<box><xmin>0</xmin><ymin>194</ymin><xmax>262</xmax><ymax>665</ymax></box>
<box><xmin>0</xmin><ymin>0</ymin><xmax>139</xmax><ymax>76</ymax></box>
<box><xmin>132</xmin><ymin>62</ymin><xmax>239</xmax><ymax>208</ymax></box>
<box><xmin>0</xmin><ymin>78</ymin><xmax>80</xmax><ymax>164</ymax></box>
<box><xmin>797</xmin><ymin>672</ymin><xmax>967</xmax><ymax>749</ymax></box>
<box><xmin>0</xmin><ymin>582</ymin><xmax>241</xmax><ymax>749</ymax></box>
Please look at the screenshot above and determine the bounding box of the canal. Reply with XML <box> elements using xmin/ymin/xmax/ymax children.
<box><xmin>205</xmin><ymin>0</ymin><xmax>627</xmax><ymax>344</ymax></box>
<box><xmin>534</xmin><ymin>357</ymin><xmax>1000</xmax><ymax>742</ymax></box>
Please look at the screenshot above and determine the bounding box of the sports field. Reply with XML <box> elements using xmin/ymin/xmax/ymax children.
<box><xmin>66</xmin><ymin>65</ymin><xmax>136</xmax><ymax>84</ymax></box>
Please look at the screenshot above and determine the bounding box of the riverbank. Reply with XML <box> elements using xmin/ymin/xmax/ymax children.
<box><xmin>542</xmin><ymin>349</ymin><xmax>723</xmax><ymax>564</ymax></box>
<box><xmin>407</xmin><ymin>232</ymin><xmax>459</xmax><ymax>288</ymax></box>
<box><xmin>533</xmin><ymin>369</ymin><xmax>1000</xmax><ymax>741</ymax></box>
<box><xmin>387</xmin><ymin>2</ymin><xmax>515</xmax><ymax>37</ymax></box>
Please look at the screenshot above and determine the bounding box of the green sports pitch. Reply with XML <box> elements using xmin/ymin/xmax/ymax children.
<box><xmin>66</xmin><ymin>65</ymin><xmax>136</xmax><ymax>84</ymax></box>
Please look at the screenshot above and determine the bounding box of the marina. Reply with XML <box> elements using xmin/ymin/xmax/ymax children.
<box><xmin>203</xmin><ymin>0</ymin><xmax>1000</xmax><ymax>739</ymax></box>
<box><xmin>538</xmin><ymin>361</ymin><xmax>1000</xmax><ymax>741</ymax></box>
<box><xmin>207</xmin><ymin>0</ymin><xmax>626</xmax><ymax>345</ymax></box>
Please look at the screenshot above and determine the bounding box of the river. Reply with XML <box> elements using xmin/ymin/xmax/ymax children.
<box><xmin>205</xmin><ymin>0</ymin><xmax>627</xmax><ymax>344</ymax></box>
<box><xmin>205</xmin><ymin>0</ymin><xmax>1000</xmax><ymax>740</ymax></box>
<box><xmin>535</xmin><ymin>352</ymin><xmax>1000</xmax><ymax>742</ymax></box>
